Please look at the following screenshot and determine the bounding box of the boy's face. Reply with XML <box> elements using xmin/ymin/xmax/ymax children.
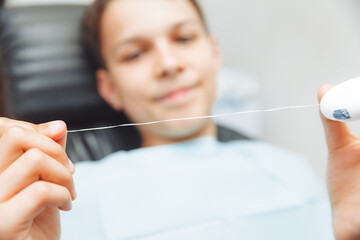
<box><xmin>97</xmin><ymin>0</ymin><xmax>221</xmax><ymax>146</ymax></box>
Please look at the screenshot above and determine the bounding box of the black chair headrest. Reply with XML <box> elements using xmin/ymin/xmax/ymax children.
<box><xmin>0</xmin><ymin>5</ymin><xmax>129</xmax><ymax>129</ymax></box>
<box><xmin>0</xmin><ymin>5</ymin><xmax>142</xmax><ymax>162</ymax></box>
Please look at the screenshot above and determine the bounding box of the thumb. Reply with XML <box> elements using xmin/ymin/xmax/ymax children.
<box><xmin>318</xmin><ymin>84</ymin><xmax>356</xmax><ymax>152</ymax></box>
<box><xmin>36</xmin><ymin>121</ymin><xmax>68</xmax><ymax>149</ymax></box>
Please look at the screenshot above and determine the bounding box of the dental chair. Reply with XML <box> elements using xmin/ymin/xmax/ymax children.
<box><xmin>0</xmin><ymin>4</ymin><xmax>249</xmax><ymax>163</ymax></box>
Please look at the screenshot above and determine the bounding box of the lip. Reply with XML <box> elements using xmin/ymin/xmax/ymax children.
<box><xmin>158</xmin><ymin>86</ymin><xmax>196</xmax><ymax>107</ymax></box>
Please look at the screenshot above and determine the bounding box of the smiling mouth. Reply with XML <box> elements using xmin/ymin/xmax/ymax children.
<box><xmin>158</xmin><ymin>86</ymin><xmax>196</xmax><ymax>106</ymax></box>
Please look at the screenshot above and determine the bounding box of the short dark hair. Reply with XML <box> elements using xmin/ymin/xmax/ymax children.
<box><xmin>82</xmin><ymin>0</ymin><xmax>208</xmax><ymax>71</ymax></box>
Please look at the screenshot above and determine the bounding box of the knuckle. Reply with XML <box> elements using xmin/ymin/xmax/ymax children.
<box><xmin>25</xmin><ymin>149</ymin><xmax>46</xmax><ymax>166</ymax></box>
<box><xmin>26</xmin><ymin>148</ymin><xmax>45</xmax><ymax>160</ymax></box>
<box><xmin>32</xmin><ymin>182</ymin><xmax>52</xmax><ymax>199</ymax></box>
<box><xmin>3</xmin><ymin>126</ymin><xmax>26</xmax><ymax>141</ymax></box>
<box><xmin>32</xmin><ymin>182</ymin><xmax>70</xmax><ymax>207</ymax></box>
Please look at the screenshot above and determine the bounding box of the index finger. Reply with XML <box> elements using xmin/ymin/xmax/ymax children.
<box><xmin>0</xmin><ymin>118</ymin><xmax>67</xmax><ymax>149</ymax></box>
<box><xmin>318</xmin><ymin>84</ymin><xmax>356</xmax><ymax>152</ymax></box>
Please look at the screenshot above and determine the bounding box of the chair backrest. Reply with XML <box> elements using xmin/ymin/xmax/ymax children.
<box><xmin>0</xmin><ymin>5</ymin><xmax>142</xmax><ymax>162</ymax></box>
<box><xmin>0</xmin><ymin>4</ymin><xmax>249</xmax><ymax>162</ymax></box>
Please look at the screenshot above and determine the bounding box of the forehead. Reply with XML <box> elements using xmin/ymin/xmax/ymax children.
<box><xmin>101</xmin><ymin>0</ymin><xmax>201</xmax><ymax>40</ymax></box>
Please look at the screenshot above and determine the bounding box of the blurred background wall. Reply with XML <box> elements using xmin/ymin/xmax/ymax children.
<box><xmin>199</xmin><ymin>0</ymin><xmax>360</xmax><ymax>180</ymax></box>
<box><xmin>6</xmin><ymin>0</ymin><xmax>360</xmax><ymax>179</ymax></box>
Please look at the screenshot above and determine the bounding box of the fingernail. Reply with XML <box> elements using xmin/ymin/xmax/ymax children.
<box><xmin>65</xmin><ymin>199</ymin><xmax>72</xmax><ymax>211</ymax></box>
<box><xmin>73</xmin><ymin>188</ymin><xmax>77</xmax><ymax>200</ymax></box>
<box><xmin>59</xmin><ymin>199</ymin><xmax>72</xmax><ymax>211</ymax></box>
<box><xmin>68</xmin><ymin>158</ymin><xmax>75</xmax><ymax>173</ymax></box>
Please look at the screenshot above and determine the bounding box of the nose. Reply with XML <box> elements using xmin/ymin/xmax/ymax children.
<box><xmin>154</xmin><ymin>40</ymin><xmax>184</xmax><ymax>79</ymax></box>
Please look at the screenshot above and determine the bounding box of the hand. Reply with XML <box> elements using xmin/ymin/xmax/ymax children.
<box><xmin>0</xmin><ymin>118</ymin><xmax>76</xmax><ymax>240</ymax></box>
<box><xmin>319</xmin><ymin>85</ymin><xmax>360</xmax><ymax>240</ymax></box>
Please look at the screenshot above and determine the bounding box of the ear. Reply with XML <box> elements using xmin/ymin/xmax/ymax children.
<box><xmin>208</xmin><ymin>36</ymin><xmax>223</xmax><ymax>71</ymax></box>
<box><xmin>96</xmin><ymin>69</ymin><xmax>123</xmax><ymax>111</ymax></box>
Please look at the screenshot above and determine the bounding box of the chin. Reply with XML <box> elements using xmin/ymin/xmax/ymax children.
<box><xmin>158</xmin><ymin>118</ymin><xmax>213</xmax><ymax>140</ymax></box>
<box><xmin>156</xmin><ymin>95</ymin><xmax>216</xmax><ymax>140</ymax></box>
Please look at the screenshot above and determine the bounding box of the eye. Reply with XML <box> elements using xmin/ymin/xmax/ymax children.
<box><xmin>124</xmin><ymin>50</ymin><xmax>145</xmax><ymax>62</ymax></box>
<box><xmin>176</xmin><ymin>35</ymin><xmax>195</xmax><ymax>44</ymax></box>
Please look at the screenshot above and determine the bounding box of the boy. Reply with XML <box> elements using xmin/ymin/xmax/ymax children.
<box><xmin>0</xmin><ymin>0</ymin><xmax>359</xmax><ymax>239</ymax></box>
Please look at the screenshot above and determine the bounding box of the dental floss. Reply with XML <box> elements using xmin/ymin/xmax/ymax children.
<box><xmin>67</xmin><ymin>104</ymin><xmax>320</xmax><ymax>133</ymax></box>
<box><xmin>320</xmin><ymin>76</ymin><xmax>360</xmax><ymax>122</ymax></box>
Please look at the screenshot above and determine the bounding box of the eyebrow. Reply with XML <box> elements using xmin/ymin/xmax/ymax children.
<box><xmin>113</xmin><ymin>20</ymin><xmax>199</xmax><ymax>53</ymax></box>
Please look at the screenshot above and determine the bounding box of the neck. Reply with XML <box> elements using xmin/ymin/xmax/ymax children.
<box><xmin>140</xmin><ymin>120</ymin><xmax>217</xmax><ymax>148</ymax></box>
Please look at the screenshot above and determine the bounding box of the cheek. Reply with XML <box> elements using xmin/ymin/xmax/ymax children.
<box><xmin>109</xmin><ymin>64</ymin><xmax>155</xmax><ymax>119</ymax></box>
<box><xmin>190</xmin><ymin>43</ymin><xmax>218</xmax><ymax>91</ymax></box>
<box><xmin>196</xmin><ymin>50</ymin><xmax>218</xmax><ymax>107</ymax></box>
<box><xmin>112</xmin><ymin>62</ymin><xmax>153</xmax><ymax>97</ymax></box>
<box><xmin>185</xmin><ymin>41</ymin><xmax>219</xmax><ymax>76</ymax></box>
<box><xmin>117</xmin><ymin>84</ymin><xmax>150</xmax><ymax>123</ymax></box>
